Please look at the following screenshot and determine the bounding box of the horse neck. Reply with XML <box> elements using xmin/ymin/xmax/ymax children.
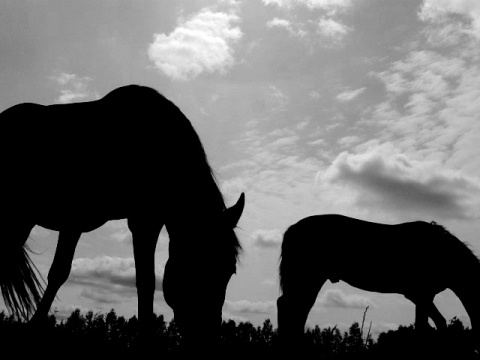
<box><xmin>166</xmin><ymin>196</ymin><xmax>223</xmax><ymax>259</ymax></box>
<box><xmin>165</xmin><ymin>151</ymin><xmax>228</xmax><ymax>259</ymax></box>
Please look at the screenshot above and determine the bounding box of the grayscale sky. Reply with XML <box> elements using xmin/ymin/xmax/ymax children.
<box><xmin>1</xmin><ymin>0</ymin><xmax>479</xmax><ymax>337</ymax></box>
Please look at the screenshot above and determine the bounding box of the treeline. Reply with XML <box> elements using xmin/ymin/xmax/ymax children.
<box><xmin>0</xmin><ymin>309</ymin><xmax>476</xmax><ymax>359</ymax></box>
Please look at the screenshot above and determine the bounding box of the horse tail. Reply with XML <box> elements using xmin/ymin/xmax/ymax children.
<box><xmin>279</xmin><ymin>224</ymin><xmax>297</xmax><ymax>294</ymax></box>
<box><xmin>0</xmin><ymin>241</ymin><xmax>45</xmax><ymax>320</ymax></box>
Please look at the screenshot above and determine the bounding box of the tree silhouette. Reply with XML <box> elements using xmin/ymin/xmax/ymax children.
<box><xmin>0</xmin><ymin>309</ymin><xmax>477</xmax><ymax>358</ymax></box>
<box><xmin>343</xmin><ymin>322</ymin><xmax>365</xmax><ymax>354</ymax></box>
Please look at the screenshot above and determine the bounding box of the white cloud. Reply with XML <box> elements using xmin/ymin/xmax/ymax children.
<box><xmin>107</xmin><ymin>220</ymin><xmax>132</xmax><ymax>243</ymax></box>
<box><xmin>266</xmin><ymin>17</ymin><xmax>307</xmax><ymax>37</ymax></box>
<box><xmin>308</xmin><ymin>138</ymin><xmax>327</xmax><ymax>146</ymax></box>
<box><xmin>368</xmin><ymin>39</ymin><xmax>480</xmax><ymax>176</ymax></box>
<box><xmin>225</xmin><ymin>299</ymin><xmax>276</xmax><ymax>315</ymax></box>
<box><xmin>337</xmin><ymin>135</ymin><xmax>361</xmax><ymax>147</ymax></box>
<box><xmin>50</xmin><ymin>73</ymin><xmax>97</xmax><ymax>104</ymax></box>
<box><xmin>372</xmin><ymin>71</ymin><xmax>408</xmax><ymax>94</ymax></box>
<box><xmin>270</xmin><ymin>135</ymin><xmax>300</xmax><ymax>148</ymax></box>
<box><xmin>217</xmin><ymin>0</ymin><xmax>240</xmax><ymax>6</ymax></box>
<box><xmin>316</xmin><ymin>289</ymin><xmax>375</xmax><ymax>309</ymax></box>
<box><xmin>263</xmin><ymin>0</ymin><xmax>352</xmax><ymax>13</ymax></box>
<box><xmin>317</xmin><ymin>17</ymin><xmax>351</xmax><ymax>42</ymax></box>
<box><xmin>265</xmin><ymin>85</ymin><xmax>290</xmax><ymax>113</ymax></box>
<box><xmin>336</xmin><ymin>87</ymin><xmax>366</xmax><ymax>102</ymax></box>
<box><xmin>54</xmin><ymin>73</ymin><xmax>77</xmax><ymax>86</ymax></box>
<box><xmin>390</xmin><ymin>51</ymin><xmax>465</xmax><ymax>91</ymax></box>
<box><xmin>419</xmin><ymin>0</ymin><xmax>480</xmax><ymax>38</ymax></box>
<box><xmin>296</xmin><ymin>119</ymin><xmax>310</xmax><ymax>130</ymax></box>
<box><xmin>263</xmin><ymin>2</ymin><xmax>353</xmax><ymax>43</ymax></box>
<box><xmin>148</xmin><ymin>10</ymin><xmax>242</xmax><ymax>81</ymax></box>
<box><xmin>252</xmin><ymin>229</ymin><xmax>283</xmax><ymax>248</ymax></box>
<box><xmin>267</xmin><ymin>17</ymin><xmax>292</xmax><ymax>29</ymax></box>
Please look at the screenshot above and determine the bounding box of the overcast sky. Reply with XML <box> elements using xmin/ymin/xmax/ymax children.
<box><xmin>1</xmin><ymin>0</ymin><xmax>479</xmax><ymax>337</ymax></box>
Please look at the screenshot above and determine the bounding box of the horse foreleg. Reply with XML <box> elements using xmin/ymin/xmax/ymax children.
<box><xmin>30</xmin><ymin>230</ymin><xmax>82</xmax><ymax>325</ymax></box>
<box><xmin>129</xmin><ymin>217</ymin><xmax>163</xmax><ymax>339</ymax></box>
<box><xmin>413</xmin><ymin>296</ymin><xmax>446</xmax><ymax>332</ymax></box>
<box><xmin>427</xmin><ymin>302</ymin><xmax>447</xmax><ymax>331</ymax></box>
<box><xmin>277</xmin><ymin>278</ymin><xmax>325</xmax><ymax>353</ymax></box>
<box><xmin>414</xmin><ymin>300</ymin><xmax>431</xmax><ymax>332</ymax></box>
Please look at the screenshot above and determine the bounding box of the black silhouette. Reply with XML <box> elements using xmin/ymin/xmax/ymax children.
<box><xmin>2</xmin><ymin>308</ymin><xmax>478</xmax><ymax>359</ymax></box>
<box><xmin>277</xmin><ymin>215</ymin><xmax>480</xmax><ymax>353</ymax></box>
<box><xmin>0</xmin><ymin>85</ymin><xmax>245</xmax><ymax>352</ymax></box>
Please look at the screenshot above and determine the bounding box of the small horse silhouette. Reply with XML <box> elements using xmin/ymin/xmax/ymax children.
<box><xmin>277</xmin><ymin>215</ymin><xmax>479</xmax><ymax>352</ymax></box>
<box><xmin>0</xmin><ymin>85</ymin><xmax>245</xmax><ymax>351</ymax></box>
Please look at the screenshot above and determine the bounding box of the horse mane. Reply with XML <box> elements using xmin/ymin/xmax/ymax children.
<box><xmin>194</xmin><ymin>140</ymin><xmax>243</xmax><ymax>261</ymax></box>
<box><xmin>126</xmin><ymin>86</ymin><xmax>243</xmax><ymax>260</ymax></box>
<box><xmin>430</xmin><ymin>221</ymin><xmax>480</xmax><ymax>265</ymax></box>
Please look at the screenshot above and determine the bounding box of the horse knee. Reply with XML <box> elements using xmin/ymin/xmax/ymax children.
<box><xmin>48</xmin><ymin>260</ymin><xmax>71</xmax><ymax>288</ymax></box>
<box><xmin>277</xmin><ymin>295</ymin><xmax>293</xmax><ymax>327</ymax></box>
<box><xmin>277</xmin><ymin>295</ymin><xmax>285</xmax><ymax>313</ymax></box>
<box><xmin>431</xmin><ymin>312</ymin><xmax>447</xmax><ymax>331</ymax></box>
<box><xmin>435</xmin><ymin>317</ymin><xmax>447</xmax><ymax>331</ymax></box>
<box><xmin>277</xmin><ymin>296</ymin><xmax>286</xmax><ymax>328</ymax></box>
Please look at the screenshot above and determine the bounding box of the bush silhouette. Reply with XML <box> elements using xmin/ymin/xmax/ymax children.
<box><xmin>0</xmin><ymin>309</ymin><xmax>477</xmax><ymax>359</ymax></box>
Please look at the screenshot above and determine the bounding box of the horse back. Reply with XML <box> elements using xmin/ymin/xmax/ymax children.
<box><xmin>1</xmin><ymin>85</ymin><xmax>201</xmax><ymax>223</ymax></box>
<box><xmin>280</xmin><ymin>215</ymin><xmax>453</xmax><ymax>293</ymax></box>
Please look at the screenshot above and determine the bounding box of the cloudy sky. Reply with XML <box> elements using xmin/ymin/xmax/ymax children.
<box><xmin>1</xmin><ymin>0</ymin><xmax>479</xmax><ymax>337</ymax></box>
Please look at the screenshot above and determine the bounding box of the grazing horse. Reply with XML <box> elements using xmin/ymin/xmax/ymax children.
<box><xmin>277</xmin><ymin>215</ymin><xmax>480</xmax><ymax>352</ymax></box>
<box><xmin>0</xmin><ymin>85</ymin><xmax>245</xmax><ymax>351</ymax></box>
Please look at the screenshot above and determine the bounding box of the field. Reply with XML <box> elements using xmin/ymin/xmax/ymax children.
<box><xmin>0</xmin><ymin>309</ymin><xmax>477</xmax><ymax>359</ymax></box>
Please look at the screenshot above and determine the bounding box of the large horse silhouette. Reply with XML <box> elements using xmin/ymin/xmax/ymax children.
<box><xmin>0</xmin><ymin>85</ymin><xmax>245</xmax><ymax>351</ymax></box>
<box><xmin>277</xmin><ymin>215</ymin><xmax>479</xmax><ymax>352</ymax></box>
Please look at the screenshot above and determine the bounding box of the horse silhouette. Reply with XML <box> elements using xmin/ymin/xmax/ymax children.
<box><xmin>277</xmin><ymin>215</ymin><xmax>479</xmax><ymax>352</ymax></box>
<box><xmin>0</xmin><ymin>85</ymin><xmax>245</xmax><ymax>352</ymax></box>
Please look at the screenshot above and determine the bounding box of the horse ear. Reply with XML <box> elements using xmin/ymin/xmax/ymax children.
<box><xmin>224</xmin><ymin>193</ymin><xmax>245</xmax><ymax>228</ymax></box>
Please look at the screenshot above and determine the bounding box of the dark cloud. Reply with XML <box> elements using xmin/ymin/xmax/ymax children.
<box><xmin>329</xmin><ymin>154</ymin><xmax>479</xmax><ymax>220</ymax></box>
<box><xmin>67</xmin><ymin>256</ymin><xmax>163</xmax><ymax>305</ymax></box>
<box><xmin>316</xmin><ymin>289</ymin><xmax>375</xmax><ymax>310</ymax></box>
<box><xmin>80</xmin><ymin>288</ymin><xmax>122</xmax><ymax>305</ymax></box>
<box><xmin>252</xmin><ymin>229</ymin><xmax>282</xmax><ymax>248</ymax></box>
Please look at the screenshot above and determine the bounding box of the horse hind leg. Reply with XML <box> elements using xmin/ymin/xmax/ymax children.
<box><xmin>30</xmin><ymin>229</ymin><xmax>82</xmax><ymax>325</ymax></box>
<box><xmin>277</xmin><ymin>277</ymin><xmax>326</xmax><ymax>352</ymax></box>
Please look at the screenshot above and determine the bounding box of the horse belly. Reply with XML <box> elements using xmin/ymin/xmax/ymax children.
<box><xmin>28</xmin><ymin>180</ymin><xmax>135</xmax><ymax>231</ymax></box>
<box><xmin>338</xmin><ymin>262</ymin><xmax>440</xmax><ymax>297</ymax></box>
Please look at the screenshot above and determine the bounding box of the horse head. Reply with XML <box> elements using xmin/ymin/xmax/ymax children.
<box><xmin>162</xmin><ymin>193</ymin><xmax>245</xmax><ymax>351</ymax></box>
